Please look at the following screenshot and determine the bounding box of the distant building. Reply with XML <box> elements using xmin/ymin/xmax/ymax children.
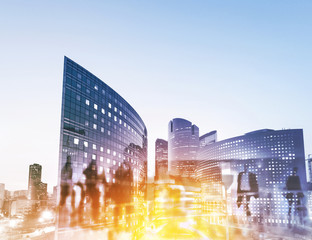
<box><xmin>168</xmin><ymin>118</ymin><xmax>199</xmax><ymax>176</ymax></box>
<box><xmin>10</xmin><ymin>199</ymin><xmax>33</xmax><ymax>217</ymax></box>
<box><xmin>13</xmin><ymin>190</ymin><xmax>28</xmax><ymax>199</ymax></box>
<box><xmin>28</xmin><ymin>163</ymin><xmax>47</xmax><ymax>201</ymax></box>
<box><xmin>306</xmin><ymin>155</ymin><xmax>312</xmax><ymax>183</ymax></box>
<box><xmin>0</xmin><ymin>183</ymin><xmax>4</xmax><ymax>210</ymax></box>
<box><xmin>155</xmin><ymin>139</ymin><xmax>168</xmax><ymax>180</ymax></box>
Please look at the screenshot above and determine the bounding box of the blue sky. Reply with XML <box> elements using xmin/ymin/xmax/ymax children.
<box><xmin>0</xmin><ymin>1</ymin><xmax>311</xmax><ymax>192</ymax></box>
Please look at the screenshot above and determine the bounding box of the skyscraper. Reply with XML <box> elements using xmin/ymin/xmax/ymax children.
<box><xmin>306</xmin><ymin>154</ymin><xmax>312</xmax><ymax>183</ymax></box>
<box><xmin>155</xmin><ymin>139</ymin><xmax>168</xmax><ymax>180</ymax></box>
<box><xmin>28</xmin><ymin>163</ymin><xmax>46</xmax><ymax>200</ymax></box>
<box><xmin>58</xmin><ymin>57</ymin><xmax>148</xmax><ymax>226</ymax></box>
<box><xmin>168</xmin><ymin>118</ymin><xmax>199</xmax><ymax>176</ymax></box>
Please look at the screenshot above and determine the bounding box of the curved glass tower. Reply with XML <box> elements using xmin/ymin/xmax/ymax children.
<box><xmin>197</xmin><ymin>128</ymin><xmax>307</xmax><ymax>225</ymax></box>
<box><xmin>57</xmin><ymin>57</ymin><xmax>147</xmax><ymax>228</ymax></box>
<box><xmin>168</xmin><ymin>118</ymin><xmax>199</xmax><ymax>176</ymax></box>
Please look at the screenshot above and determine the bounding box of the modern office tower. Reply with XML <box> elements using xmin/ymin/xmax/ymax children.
<box><xmin>168</xmin><ymin>118</ymin><xmax>199</xmax><ymax>176</ymax></box>
<box><xmin>28</xmin><ymin>164</ymin><xmax>44</xmax><ymax>200</ymax></box>
<box><xmin>197</xmin><ymin>129</ymin><xmax>307</xmax><ymax>225</ymax></box>
<box><xmin>199</xmin><ymin>130</ymin><xmax>217</xmax><ymax>147</ymax></box>
<box><xmin>58</xmin><ymin>57</ymin><xmax>148</xmax><ymax>225</ymax></box>
<box><xmin>155</xmin><ymin>139</ymin><xmax>168</xmax><ymax>180</ymax></box>
<box><xmin>306</xmin><ymin>155</ymin><xmax>312</xmax><ymax>183</ymax></box>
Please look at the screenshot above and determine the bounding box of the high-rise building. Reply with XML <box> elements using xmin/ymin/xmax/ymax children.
<box><xmin>58</xmin><ymin>57</ymin><xmax>148</xmax><ymax>225</ymax></box>
<box><xmin>197</xmin><ymin>128</ymin><xmax>308</xmax><ymax>225</ymax></box>
<box><xmin>306</xmin><ymin>155</ymin><xmax>312</xmax><ymax>183</ymax></box>
<box><xmin>199</xmin><ymin>130</ymin><xmax>217</xmax><ymax>147</ymax></box>
<box><xmin>155</xmin><ymin>139</ymin><xmax>168</xmax><ymax>180</ymax></box>
<box><xmin>168</xmin><ymin>118</ymin><xmax>199</xmax><ymax>176</ymax></box>
<box><xmin>28</xmin><ymin>164</ymin><xmax>47</xmax><ymax>200</ymax></box>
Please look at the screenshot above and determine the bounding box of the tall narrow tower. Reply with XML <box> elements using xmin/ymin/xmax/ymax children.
<box><xmin>168</xmin><ymin>118</ymin><xmax>199</xmax><ymax>176</ymax></box>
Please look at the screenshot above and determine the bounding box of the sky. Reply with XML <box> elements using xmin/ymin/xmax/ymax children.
<box><xmin>0</xmin><ymin>1</ymin><xmax>311</xmax><ymax>192</ymax></box>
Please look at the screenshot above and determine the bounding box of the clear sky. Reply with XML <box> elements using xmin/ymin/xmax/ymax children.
<box><xmin>0</xmin><ymin>1</ymin><xmax>311</xmax><ymax>192</ymax></box>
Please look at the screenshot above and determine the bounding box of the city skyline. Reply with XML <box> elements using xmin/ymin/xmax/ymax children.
<box><xmin>1</xmin><ymin>1</ymin><xmax>312</xmax><ymax>192</ymax></box>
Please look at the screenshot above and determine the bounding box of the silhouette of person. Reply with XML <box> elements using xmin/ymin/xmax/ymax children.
<box><xmin>83</xmin><ymin>160</ymin><xmax>100</xmax><ymax>223</ymax></box>
<box><xmin>237</xmin><ymin>164</ymin><xmax>259</xmax><ymax>216</ymax></box>
<box><xmin>285</xmin><ymin>167</ymin><xmax>304</xmax><ymax>216</ymax></box>
<box><xmin>59</xmin><ymin>156</ymin><xmax>73</xmax><ymax>206</ymax></box>
<box><xmin>70</xmin><ymin>181</ymin><xmax>85</xmax><ymax>226</ymax></box>
<box><xmin>110</xmin><ymin>161</ymin><xmax>133</xmax><ymax>229</ymax></box>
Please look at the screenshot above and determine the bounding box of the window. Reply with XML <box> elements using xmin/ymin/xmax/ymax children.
<box><xmin>114</xmin><ymin>107</ymin><xmax>117</xmax><ymax>112</ymax></box>
<box><xmin>93</xmin><ymin>144</ymin><xmax>96</xmax><ymax>150</ymax></box>
<box><xmin>101</xmin><ymin>127</ymin><xmax>104</xmax><ymax>133</ymax></box>
<box><xmin>93</xmin><ymin>114</ymin><xmax>97</xmax><ymax>119</ymax></box>
<box><xmin>93</xmin><ymin>124</ymin><xmax>97</xmax><ymax>130</ymax></box>
<box><xmin>94</xmin><ymin>85</ymin><xmax>98</xmax><ymax>90</ymax></box>
<box><xmin>108</xmin><ymin>103</ymin><xmax>112</xmax><ymax>108</ymax></box>
<box><xmin>74</xmin><ymin>138</ymin><xmax>79</xmax><ymax>145</ymax></box>
<box><xmin>107</xmin><ymin>149</ymin><xmax>110</xmax><ymax>154</ymax></box>
<box><xmin>107</xmin><ymin>158</ymin><xmax>110</xmax><ymax>164</ymax></box>
<box><xmin>94</xmin><ymin>104</ymin><xmax>98</xmax><ymax>110</ymax></box>
<box><xmin>84</xmin><ymin>141</ymin><xmax>88</xmax><ymax>147</ymax></box>
<box><xmin>86</xmin><ymin>99</ymin><xmax>90</xmax><ymax>105</ymax></box>
<box><xmin>100</xmin><ymin>147</ymin><xmax>104</xmax><ymax>152</ymax></box>
<box><xmin>92</xmin><ymin>154</ymin><xmax>96</xmax><ymax>160</ymax></box>
<box><xmin>100</xmin><ymin>156</ymin><xmax>104</xmax><ymax>162</ymax></box>
<box><xmin>101</xmin><ymin>108</ymin><xmax>105</xmax><ymax>114</ymax></box>
<box><xmin>108</xmin><ymin>112</ymin><xmax>111</xmax><ymax>117</ymax></box>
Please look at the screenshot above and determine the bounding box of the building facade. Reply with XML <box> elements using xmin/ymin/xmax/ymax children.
<box><xmin>58</xmin><ymin>57</ymin><xmax>148</xmax><ymax>226</ymax></box>
<box><xmin>168</xmin><ymin>118</ymin><xmax>199</xmax><ymax>176</ymax></box>
<box><xmin>306</xmin><ymin>155</ymin><xmax>312</xmax><ymax>183</ymax></box>
<box><xmin>199</xmin><ymin>130</ymin><xmax>217</xmax><ymax>148</ymax></box>
<box><xmin>28</xmin><ymin>164</ymin><xmax>47</xmax><ymax>201</ymax></box>
<box><xmin>197</xmin><ymin>129</ymin><xmax>308</xmax><ymax>225</ymax></box>
<box><xmin>155</xmin><ymin>139</ymin><xmax>168</xmax><ymax>180</ymax></box>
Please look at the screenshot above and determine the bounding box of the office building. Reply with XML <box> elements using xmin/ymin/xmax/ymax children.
<box><xmin>58</xmin><ymin>57</ymin><xmax>148</xmax><ymax>225</ymax></box>
<box><xmin>168</xmin><ymin>118</ymin><xmax>199</xmax><ymax>176</ymax></box>
<box><xmin>155</xmin><ymin>139</ymin><xmax>168</xmax><ymax>180</ymax></box>
<box><xmin>306</xmin><ymin>155</ymin><xmax>312</xmax><ymax>183</ymax></box>
<box><xmin>28</xmin><ymin>164</ymin><xmax>47</xmax><ymax>201</ymax></box>
<box><xmin>199</xmin><ymin>130</ymin><xmax>217</xmax><ymax>147</ymax></box>
<box><xmin>0</xmin><ymin>183</ymin><xmax>4</xmax><ymax>210</ymax></box>
<box><xmin>197</xmin><ymin>129</ymin><xmax>307</xmax><ymax>225</ymax></box>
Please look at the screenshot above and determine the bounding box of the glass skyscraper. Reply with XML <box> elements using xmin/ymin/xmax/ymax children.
<box><xmin>155</xmin><ymin>138</ymin><xmax>168</xmax><ymax>180</ymax></box>
<box><xmin>168</xmin><ymin>118</ymin><xmax>199</xmax><ymax>176</ymax></box>
<box><xmin>57</xmin><ymin>57</ymin><xmax>147</xmax><ymax>227</ymax></box>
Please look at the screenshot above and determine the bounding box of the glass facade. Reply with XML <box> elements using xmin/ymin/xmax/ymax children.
<box><xmin>155</xmin><ymin>138</ymin><xmax>168</xmax><ymax>180</ymax></box>
<box><xmin>57</xmin><ymin>57</ymin><xmax>147</xmax><ymax>228</ymax></box>
<box><xmin>168</xmin><ymin>118</ymin><xmax>199</xmax><ymax>175</ymax></box>
<box><xmin>197</xmin><ymin>129</ymin><xmax>308</xmax><ymax>225</ymax></box>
